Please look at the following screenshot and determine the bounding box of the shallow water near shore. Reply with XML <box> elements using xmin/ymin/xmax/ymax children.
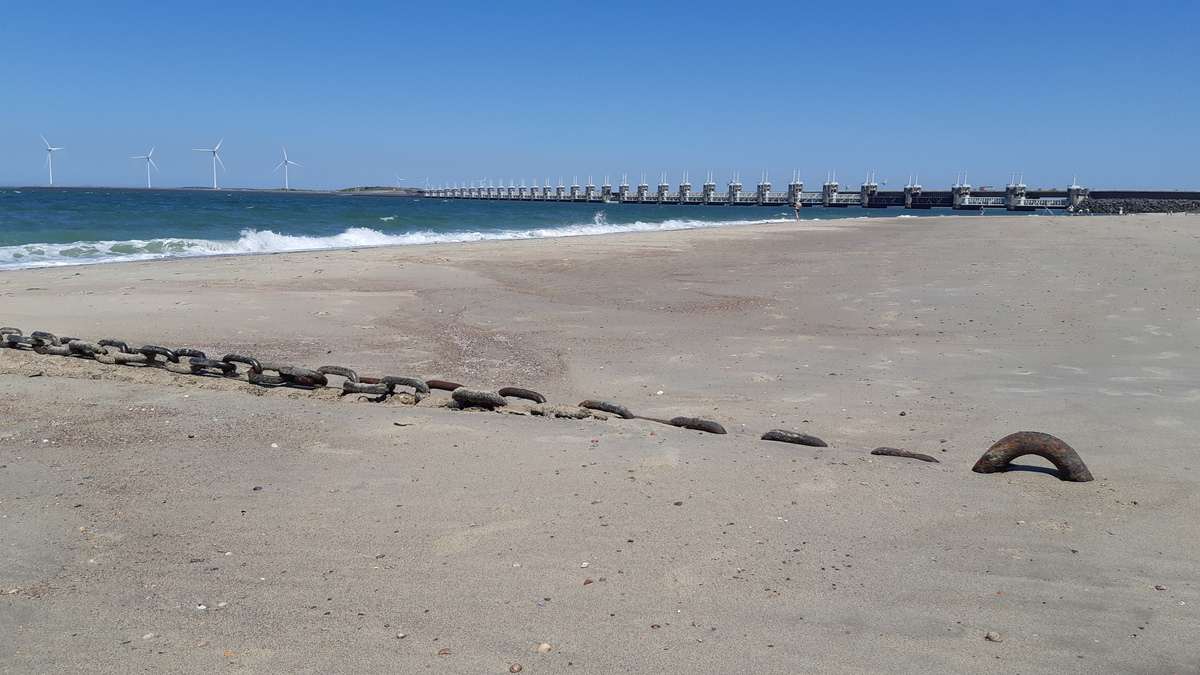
<box><xmin>0</xmin><ymin>187</ymin><xmax>1015</xmax><ymax>269</ymax></box>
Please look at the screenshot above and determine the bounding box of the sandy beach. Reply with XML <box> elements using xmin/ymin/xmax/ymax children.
<box><xmin>2</xmin><ymin>213</ymin><xmax>1198</xmax><ymax>673</ymax></box>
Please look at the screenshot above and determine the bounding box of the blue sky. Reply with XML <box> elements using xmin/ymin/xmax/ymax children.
<box><xmin>1</xmin><ymin>1</ymin><xmax>1196</xmax><ymax>190</ymax></box>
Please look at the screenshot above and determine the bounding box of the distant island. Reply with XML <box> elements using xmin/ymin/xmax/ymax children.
<box><xmin>337</xmin><ymin>186</ymin><xmax>424</xmax><ymax>196</ymax></box>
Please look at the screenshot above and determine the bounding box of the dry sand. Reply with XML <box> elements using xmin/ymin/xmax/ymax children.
<box><xmin>1</xmin><ymin>213</ymin><xmax>1198</xmax><ymax>673</ymax></box>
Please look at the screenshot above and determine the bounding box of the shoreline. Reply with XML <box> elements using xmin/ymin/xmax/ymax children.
<box><xmin>0</xmin><ymin>209</ymin><xmax>1087</xmax><ymax>273</ymax></box>
<box><xmin>0</xmin><ymin>213</ymin><xmax>844</xmax><ymax>272</ymax></box>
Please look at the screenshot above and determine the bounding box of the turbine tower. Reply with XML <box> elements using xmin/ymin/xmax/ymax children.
<box><xmin>130</xmin><ymin>147</ymin><xmax>159</xmax><ymax>189</ymax></box>
<box><xmin>273</xmin><ymin>147</ymin><xmax>301</xmax><ymax>190</ymax></box>
<box><xmin>41</xmin><ymin>135</ymin><xmax>64</xmax><ymax>186</ymax></box>
<box><xmin>191</xmin><ymin>139</ymin><xmax>225</xmax><ymax>189</ymax></box>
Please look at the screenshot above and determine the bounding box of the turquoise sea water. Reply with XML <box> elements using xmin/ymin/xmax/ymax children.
<box><xmin>0</xmin><ymin>188</ymin><xmax>999</xmax><ymax>270</ymax></box>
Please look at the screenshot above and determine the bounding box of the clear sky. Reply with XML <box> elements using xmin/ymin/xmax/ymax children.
<box><xmin>2</xmin><ymin>1</ymin><xmax>1196</xmax><ymax>190</ymax></box>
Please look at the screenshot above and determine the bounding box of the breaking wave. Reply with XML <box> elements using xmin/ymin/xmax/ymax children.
<box><xmin>0</xmin><ymin>212</ymin><xmax>798</xmax><ymax>270</ymax></box>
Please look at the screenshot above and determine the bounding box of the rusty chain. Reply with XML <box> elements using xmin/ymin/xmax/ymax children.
<box><xmin>0</xmin><ymin>325</ymin><xmax>1093</xmax><ymax>477</ymax></box>
<box><xmin>0</xmin><ymin>325</ymin><xmax>726</xmax><ymax>434</ymax></box>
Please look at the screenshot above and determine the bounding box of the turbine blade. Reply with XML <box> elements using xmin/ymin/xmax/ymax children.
<box><xmin>273</xmin><ymin>161</ymin><xmax>285</xmax><ymax>172</ymax></box>
<box><xmin>192</xmin><ymin>148</ymin><xmax>209</xmax><ymax>152</ymax></box>
<box><xmin>40</xmin><ymin>134</ymin><xmax>50</xmax><ymax>149</ymax></box>
<box><xmin>216</xmin><ymin>154</ymin><xmax>226</xmax><ymax>171</ymax></box>
<box><xmin>148</xmin><ymin>147</ymin><xmax>155</xmax><ymax>157</ymax></box>
<box><xmin>149</xmin><ymin>157</ymin><xmax>159</xmax><ymax>171</ymax></box>
<box><xmin>215</xmin><ymin>138</ymin><xmax>224</xmax><ymax>151</ymax></box>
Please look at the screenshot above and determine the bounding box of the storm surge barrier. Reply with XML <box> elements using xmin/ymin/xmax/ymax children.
<box><xmin>425</xmin><ymin>176</ymin><xmax>1200</xmax><ymax>212</ymax></box>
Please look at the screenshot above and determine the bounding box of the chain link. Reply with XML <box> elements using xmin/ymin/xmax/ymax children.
<box><xmin>1</xmin><ymin>325</ymin><xmax>732</xmax><ymax>437</ymax></box>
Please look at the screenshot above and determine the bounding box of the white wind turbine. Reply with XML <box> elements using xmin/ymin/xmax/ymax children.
<box><xmin>130</xmin><ymin>147</ymin><xmax>159</xmax><ymax>188</ymax></box>
<box><xmin>41</xmin><ymin>135</ymin><xmax>64</xmax><ymax>186</ymax></box>
<box><xmin>192</xmin><ymin>139</ymin><xmax>225</xmax><ymax>189</ymax></box>
<box><xmin>273</xmin><ymin>147</ymin><xmax>300</xmax><ymax>190</ymax></box>
<box><xmin>394</xmin><ymin>174</ymin><xmax>408</xmax><ymax>190</ymax></box>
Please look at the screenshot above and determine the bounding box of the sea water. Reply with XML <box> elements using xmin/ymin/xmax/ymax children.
<box><xmin>0</xmin><ymin>188</ymin><xmax>1001</xmax><ymax>270</ymax></box>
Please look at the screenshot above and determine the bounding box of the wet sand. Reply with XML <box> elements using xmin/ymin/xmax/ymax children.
<box><xmin>2</xmin><ymin>213</ymin><xmax>1198</xmax><ymax>672</ymax></box>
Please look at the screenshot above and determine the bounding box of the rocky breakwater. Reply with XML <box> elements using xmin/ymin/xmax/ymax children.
<box><xmin>1073</xmin><ymin>197</ymin><xmax>1200</xmax><ymax>214</ymax></box>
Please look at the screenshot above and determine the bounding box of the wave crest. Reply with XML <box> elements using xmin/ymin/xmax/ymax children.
<box><xmin>0</xmin><ymin>213</ymin><xmax>796</xmax><ymax>270</ymax></box>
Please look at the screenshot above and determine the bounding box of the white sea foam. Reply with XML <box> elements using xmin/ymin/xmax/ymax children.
<box><xmin>0</xmin><ymin>212</ymin><xmax>803</xmax><ymax>270</ymax></box>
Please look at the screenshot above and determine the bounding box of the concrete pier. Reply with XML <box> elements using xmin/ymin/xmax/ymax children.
<box><xmin>1068</xmin><ymin>182</ymin><xmax>1089</xmax><ymax>209</ymax></box>
<box><xmin>903</xmin><ymin>181</ymin><xmax>925</xmax><ymax>209</ymax></box>
<box><xmin>787</xmin><ymin>179</ymin><xmax>804</xmax><ymax>207</ymax></box>
<box><xmin>860</xmin><ymin>178</ymin><xmax>880</xmax><ymax>208</ymax></box>
<box><xmin>950</xmin><ymin>182</ymin><xmax>972</xmax><ymax>209</ymax></box>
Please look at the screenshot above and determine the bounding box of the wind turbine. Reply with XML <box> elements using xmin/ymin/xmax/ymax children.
<box><xmin>41</xmin><ymin>135</ymin><xmax>64</xmax><ymax>186</ymax></box>
<box><xmin>192</xmin><ymin>139</ymin><xmax>225</xmax><ymax>189</ymax></box>
<box><xmin>273</xmin><ymin>147</ymin><xmax>301</xmax><ymax>190</ymax></box>
<box><xmin>130</xmin><ymin>147</ymin><xmax>159</xmax><ymax>188</ymax></box>
<box><xmin>395</xmin><ymin>174</ymin><xmax>408</xmax><ymax>190</ymax></box>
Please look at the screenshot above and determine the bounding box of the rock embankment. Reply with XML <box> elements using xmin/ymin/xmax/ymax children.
<box><xmin>1073</xmin><ymin>198</ymin><xmax>1200</xmax><ymax>214</ymax></box>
